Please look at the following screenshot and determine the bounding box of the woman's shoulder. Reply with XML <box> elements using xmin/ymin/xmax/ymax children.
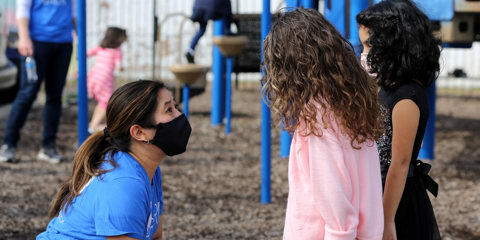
<box><xmin>100</xmin><ymin>151</ymin><xmax>146</xmax><ymax>182</ymax></box>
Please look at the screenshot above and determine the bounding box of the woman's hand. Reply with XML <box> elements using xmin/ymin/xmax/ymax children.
<box><xmin>383</xmin><ymin>221</ymin><xmax>397</xmax><ymax>240</ymax></box>
<box><xmin>18</xmin><ymin>36</ymin><xmax>34</xmax><ymax>56</ymax></box>
<box><xmin>17</xmin><ymin>18</ymin><xmax>34</xmax><ymax>57</ymax></box>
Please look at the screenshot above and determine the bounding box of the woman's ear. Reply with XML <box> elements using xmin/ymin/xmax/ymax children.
<box><xmin>129</xmin><ymin>124</ymin><xmax>151</xmax><ymax>143</ymax></box>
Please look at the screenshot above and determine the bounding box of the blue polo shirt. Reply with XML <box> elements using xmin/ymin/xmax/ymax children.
<box><xmin>37</xmin><ymin>151</ymin><xmax>163</xmax><ymax>240</ymax></box>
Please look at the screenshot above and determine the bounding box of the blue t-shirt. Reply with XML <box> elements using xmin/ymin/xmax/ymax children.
<box><xmin>37</xmin><ymin>151</ymin><xmax>163</xmax><ymax>240</ymax></box>
<box><xmin>30</xmin><ymin>0</ymin><xmax>75</xmax><ymax>43</ymax></box>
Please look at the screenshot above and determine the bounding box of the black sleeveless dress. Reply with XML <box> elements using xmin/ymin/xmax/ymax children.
<box><xmin>377</xmin><ymin>81</ymin><xmax>441</xmax><ymax>240</ymax></box>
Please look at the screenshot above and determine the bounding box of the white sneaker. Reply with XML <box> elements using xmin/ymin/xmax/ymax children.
<box><xmin>0</xmin><ymin>144</ymin><xmax>17</xmax><ymax>163</ymax></box>
<box><xmin>37</xmin><ymin>145</ymin><xmax>64</xmax><ymax>164</ymax></box>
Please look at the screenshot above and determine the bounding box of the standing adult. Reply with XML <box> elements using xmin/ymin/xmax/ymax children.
<box><xmin>0</xmin><ymin>0</ymin><xmax>76</xmax><ymax>163</ymax></box>
<box><xmin>185</xmin><ymin>0</ymin><xmax>233</xmax><ymax>63</ymax></box>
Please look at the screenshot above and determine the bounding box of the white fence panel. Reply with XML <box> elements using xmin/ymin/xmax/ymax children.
<box><xmin>3</xmin><ymin>0</ymin><xmax>479</xmax><ymax>86</ymax></box>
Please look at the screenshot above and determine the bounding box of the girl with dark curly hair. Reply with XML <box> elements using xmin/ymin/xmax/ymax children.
<box><xmin>357</xmin><ymin>0</ymin><xmax>442</xmax><ymax>239</ymax></box>
<box><xmin>262</xmin><ymin>8</ymin><xmax>384</xmax><ymax>239</ymax></box>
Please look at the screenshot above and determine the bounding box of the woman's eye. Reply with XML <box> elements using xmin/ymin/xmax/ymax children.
<box><xmin>167</xmin><ymin>107</ymin><xmax>173</xmax><ymax>113</ymax></box>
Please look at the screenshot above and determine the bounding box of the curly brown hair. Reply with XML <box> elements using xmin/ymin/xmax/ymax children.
<box><xmin>261</xmin><ymin>8</ymin><xmax>383</xmax><ymax>148</ymax></box>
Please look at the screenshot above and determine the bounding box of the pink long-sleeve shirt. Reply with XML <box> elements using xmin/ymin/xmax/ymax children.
<box><xmin>87</xmin><ymin>46</ymin><xmax>122</xmax><ymax>109</ymax></box>
<box><xmin>87</xmin><ymin>46</ymin><xmax>122</xmax><ymax>81</ymax></box>
<box><xmin>283</xmin><ymin>111</ymin><xmax>384</xmax><ymax>240</ymax></box>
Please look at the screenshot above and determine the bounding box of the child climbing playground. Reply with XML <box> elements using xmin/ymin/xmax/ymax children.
<box><xmin>185</xmin><ymin>0</ymin><xmax>234</xmax><ymax>63</ymax></box>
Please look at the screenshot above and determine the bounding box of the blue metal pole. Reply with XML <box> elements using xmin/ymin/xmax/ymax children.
<box><xmin>325</xmin><ymin>0</ymin><xmax>346</xmax><ymax>36</ymax></box>
<box><xmin>211</xmin><ymin>20</ymin><xmax>226</xmax><ymax>126</ymax></box>
<box><xmin>300</xmin><ymin>0</ymin><xmax>314</xmax><ymax>8</ymax></box>
<box><xmin>349</xmin><ymin>0</ymin><xmax>369</xmax><ymax>51</ymax></box>
<box><xmin>225</xmin><ymin>57</ymin><xmax>232</xmax><ymax>134</ymax></box>
<box><xmin>77</xmin><ymin>0</ymin><xmax>89</xmax><ymax>145</ymax></box>
<box><xmin>279</xmin><ymin>0</ymin><xmax>300</xmax><ymax>158</ymax></box>
<box><xmin>280</xmin><ymin>123</ymin><xmax>292</xmax><ymax>157</ymax></box>
<box><xmin>183</xmin><ymin>85</ymin><xmax>190</xmax><ymax>119</ymax></box>
<box><xmin>261</xmin><ymin>0</ymin><xmax>272</xmax><ymax>204</ymax></box>
<box><xmin>286</xmin><ymin>0</ymin><xmax>299</xmax><ymax>9</ymax></box>
<box><xmin>419</xmin><ymin>84</ymin><xmax>436</xmax><ymax>160</ymax></box>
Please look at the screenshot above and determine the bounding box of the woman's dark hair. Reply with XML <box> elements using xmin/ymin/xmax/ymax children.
<box><xmin>49</xmin><ymin>80</ymin><xmax>165</xmax><ymax>218</ymax></box>
<box><xmin>356</xmin><ymin>0</ymin><xmax>442</xmax><ymax>89</ymax></box>
<box><xmin>100</xmin><ymin>26</ymin><xmax>127</xmax><ymax>49</ymax></box>
<box><xmin>262</xmin><ymin>8</ymin><xmax>383</xmax><ymax>148</ymax></box>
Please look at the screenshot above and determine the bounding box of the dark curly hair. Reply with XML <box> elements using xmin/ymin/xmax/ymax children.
<box><xmin>356</xmin><ymin>0</ymin><xmax>442</xmax><ymax>89</ymax></box>
<box><xmin>261</xmin><ymin>8</ymin><xmax>383</xmax><ymax>148</ymax></box>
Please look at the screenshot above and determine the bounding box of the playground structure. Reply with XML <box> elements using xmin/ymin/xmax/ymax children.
<box><xmin>54</xmin><ymin>1</ymin><xmax>480</xmax><ymax>82</ymax></box>
<box><xmin>257</xmin><ymin>0</ymin><xmax>480</xmax><ymax>203</ymax></box>
<box><xmin>159</xmin><ymin>13</ymin><xmax>210</xmax><ymax>119</ymax></box>
<box><xmin>212</xmin><ymin>35</ymin><xmax>249</xmax><ymax>133</ymax></box>
<box><xmin>72</xmin><ymin>0</ymin><xmax>480</xmax><ymax>204</ymax></box>
<box><xmin>169</xmin><ymin>63</ymin><xmax>209</xmax><ymax>118</ymax></box>
<box><xmin>0</xmin><ymin>2</ymin><xmax>480</xmax><ymax>238</ymax></box>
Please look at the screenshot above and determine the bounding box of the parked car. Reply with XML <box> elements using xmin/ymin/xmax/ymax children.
<box><xmin>0</xmin><ymin>9</ymin><xmax>19</xmax><ymax>106</ymax></box>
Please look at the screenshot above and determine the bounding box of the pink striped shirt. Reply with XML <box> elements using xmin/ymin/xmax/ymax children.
<box><xmin>87</xmin><ymin>46</ymin><xmax>122</xmax><ymax>109</ymax></box>
<box><xmin>283</xmin><ymin>107</ymin><xmax>384</xmax><ymax>240</ymax></box>
<box><xmin>87</xmin><ymin>46</ymin><xmax>122</xmax><ymax>79</ymax></box>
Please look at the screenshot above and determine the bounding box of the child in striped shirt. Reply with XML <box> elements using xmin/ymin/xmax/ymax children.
<box><xmin>87</xmin><ymin>27</ymin><xmax>127</xmax><ymax>133</ymax></box>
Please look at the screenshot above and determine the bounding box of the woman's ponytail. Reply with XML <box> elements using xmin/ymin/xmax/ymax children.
<box><xmin>48</xmin><ymin>131</ymin><xmax>111</xmax><ymax>218</ymax></box>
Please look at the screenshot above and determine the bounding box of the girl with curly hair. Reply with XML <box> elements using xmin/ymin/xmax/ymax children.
<box><xmin>357</xmin><ymin>0</ymin><xmax>442</xmax><ymax>239</ymax></box>
<box><xmin>262</xmin><ymin>8</ymin><xmax>384</xmax><ymax>239</ymax></box>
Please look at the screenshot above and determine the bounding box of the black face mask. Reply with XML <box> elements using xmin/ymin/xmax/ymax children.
<box><xmin>149</xmin><ymin>114</ymin><xmax>192</xmax><ymax>156</ymax></box>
